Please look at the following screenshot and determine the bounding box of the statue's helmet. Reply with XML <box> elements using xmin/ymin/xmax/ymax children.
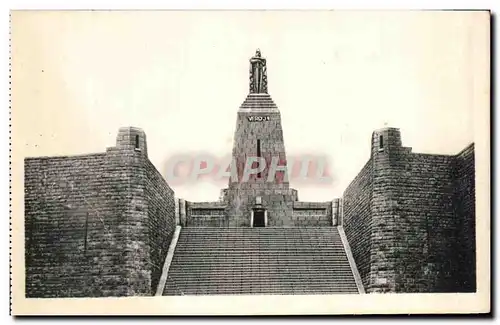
<box><xmin>255</xmin><ymin>49</ymin><xmax>261</xmax><ymax>57</ymax></box>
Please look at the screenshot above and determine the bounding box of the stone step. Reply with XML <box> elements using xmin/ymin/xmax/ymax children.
<box><xmin>163</xmin><ymin>289</ymin><xmax>359</xmax><ymax>295</ymax></box>
<box><xmin>173</xmin><ymin>252</ymin><xmax>350</xmax><ymax>256</ymax></box>
<box><xmin>169</xmin><ymin>270</ymin><xmax>354</xmax><ymax>275</ymax></box>
<box><xmin>179</xmin><ymin>234</ymin><xmax>343</xmax><ymax>238</ymax></box>
<box><xmin>175</xmin><ymin>247</ymin><xmax>347</xmax><ymax>251</ymax></box>
<box><xmin>168</xmin><ymin>266</ymin><xmax>354</xmax><ymax>272</ymax></box>
<box><xmin>181</xmin><ymin>227</ymin><xmax>339</xmax><ymax>231</ymax></box>
<box><xmin>165</xmin><ymin>280</ymin><xmax>357</xmax><ymax>287</ymax></box>
<box><xmin>171</xmin><ymin>256</ymin><xmax>351</xmax><ymax>261</ymax></box>
<box><xmin>169</xmin><ymin>266</ymin><xmax>353</xmax><ymax>271</ymax></box>
<box><xmin>173</xmin><ymin>256</ymin><xmax>348</xmax><ymax>260</ymax></box>
<box><xmin>168</xmin><ymin>274</ymin><xmax>356</xmax><ymax>279</ymax></box>
<box><xmin>165</xmin><ymin>284</ymin><xmax>358</xmax><ymax>289</ymax></box>
<box><xmin>179</xmin><ymin>236</ymin><xmax>342</xmax><ymax>240</ymax></box>
<box><xmin>163</xmin><ymin>281</ymin><xmax>358</xmax><ymax>290</ymax></box>
<box><xmin>169</xmin><ymin>263</ymin><xmax>352</xmax><ymax>268</ymax></box>
<box><xmin>166</xmin><ymin>277</ymin><xmax>357</xmax><ymax>283</ymax></box>
<box><xmin>178</xmin><ymin>239</ymin><xmax>344</xmax><ymax>243</ymax></box>
<box><xmin>165</xmin><ymin>287</ymin><xmax>358</xmax><ymax>292</ymax></box>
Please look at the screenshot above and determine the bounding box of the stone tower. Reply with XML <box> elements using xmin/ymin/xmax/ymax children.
<box><xmin>224</xmin><ymin>49</ymin><xmax>297</xmax><ymax>227</ymax></box>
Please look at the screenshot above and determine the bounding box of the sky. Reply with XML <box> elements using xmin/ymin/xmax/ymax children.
<box><xmin>11</xmin><ymin>11</ymin><xmax>489</xmax><ymax>201</ymax></box>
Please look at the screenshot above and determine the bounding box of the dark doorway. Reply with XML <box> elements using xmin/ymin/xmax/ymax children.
<box><xmin>253</xmin><ymin>209</ymin><xmax>265</xmax><ymax>227</ymax></box>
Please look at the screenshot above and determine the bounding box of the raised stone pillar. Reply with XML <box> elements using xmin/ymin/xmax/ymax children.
<box><xmin>339</xmin><ymin>198</ymin><xmax>343</xmax><ymax>226</ymax></box>
<box><xmin>115</xmin><ymin>126</ymin><xmax>148</xmax><ymax>157</ymax></box>
<box><xmin>179</xmin><ymin>199</ymin><xmax>186</xmax><ymax>227</ymax></box>
<box><xmin>174</xmin><ymin>199</ymin><xmax>180</xmax><ymax>226</ymax></box>
<box><xmin>332</xmin><ymin>198</ymin><xmax>340</xmax><ymax>226</ymax></box>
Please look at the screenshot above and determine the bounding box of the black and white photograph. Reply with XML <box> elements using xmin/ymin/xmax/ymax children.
<box><xmin>10</xmin><ymin>10</ymin><xmax>490</xmax><ymax>315</ymax></box>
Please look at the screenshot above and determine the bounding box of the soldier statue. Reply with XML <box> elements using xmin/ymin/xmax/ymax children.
<box><xmin>249</xmin><ymin>49</ymin><xmax>268</xmax><ymax>94</ymax></box>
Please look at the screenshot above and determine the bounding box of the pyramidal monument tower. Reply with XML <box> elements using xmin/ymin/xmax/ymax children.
<box><xmin>223</xmin><ymin>49</ymin><xmax>297</xmax><ymax>227</ymax></box>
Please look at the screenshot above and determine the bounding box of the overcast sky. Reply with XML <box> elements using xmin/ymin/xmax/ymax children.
<box><xmin>12</xmin><ymin>11</ymin><xmax>488</xmax><ymax>201</ymax></box>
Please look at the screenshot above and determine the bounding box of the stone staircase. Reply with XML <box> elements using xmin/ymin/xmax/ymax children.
<box><xmin>162</xmin><ymin>227</ymin><xmax>360</xmax><ymax>295</ymax></box>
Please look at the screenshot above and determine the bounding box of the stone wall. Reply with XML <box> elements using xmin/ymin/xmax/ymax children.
<box><xmin>144</xmin><ymin>159</ymin><xmax>176</xmax><ymax>294</ymax></box>
<box><xmin>342</xmin><ymin>128</ymin><xmax>476</xmax><ymax>293</ymax></box>
<box><xmin>183</xmin><ymin>199</ymin><xmax>334</xmax><ymax>227</ymax></box>
<box><xmin>25</xmin><ymin>151</ymin><xmax>136</xmax><ymax>297</ymax></box>
<box><xmin>291</xmin><ymin>201</ymin><xmax>332</xmax><ymax>226</ymax></box>
<box><xmin>342</xmin><ymin>159</ymin><xmax>373</xmax><ymax>288</ymax></box>
<box><xmin>453</xmin><ymin>144</ymin><xmax>476</xmax><ymax>292</ymax></box>
<box><xmin>24</xmin><ymin>127</ymin><xmax>176</xmax><ymax>297</ymax></box>
<box><xmin>394</xmin><ymin>153</ymin><xmax>457</xmax><ymax>292</ymax></box>
<box><xmin>185</xmin><ymin>201</ymin><xmax>227</xmax><ymax>227</ymax></box>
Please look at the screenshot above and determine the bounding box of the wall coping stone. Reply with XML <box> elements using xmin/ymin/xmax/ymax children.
<box><xmin>155</xmin><ymin>226</ymin><xmax>182</xmax><ymax>296</ymax></box>
<box><xmin>338</xmin><ymin>225</ymin><xmax>366</xmax><ymax>294</ymax></box>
